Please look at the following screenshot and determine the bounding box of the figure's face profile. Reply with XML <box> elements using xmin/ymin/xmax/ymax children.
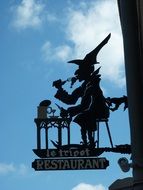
<box><xmin>75</xmin><ymin>66</ymin><xmax>94</xmax><ymax>82</ymax></box>
<box><xmin>75</xmin><ymin>70</ymin><xmax>91</xmax><ymax>82</ymax></box>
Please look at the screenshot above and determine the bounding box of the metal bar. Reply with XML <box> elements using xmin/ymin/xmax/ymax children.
<box><xmin>45</xmin><ymin>127</ymin><xmax>48</xmax><ymax>149</ymax></box>
<box><xmin>37</xmin><ymin>126</ymin><xmax>41</xmax><ymax>149</ymax></box>
<box><xmin>105</xmin><ymin>121</ymin><xmax>113</xmax><ymax>148</ymax></box>
<box><xmin>97</xmin><ymin>122</ymin><xmax>99</xmax><ymax>148</ymax></box>
<box><xmin>58</xmin><ymin>123</ymin><xmax>62</xmax><ymax>146</ymax></box>
<box><xmin>67</xmin><ymin>124</ymin><xmax>70</xmax><ymax>145</ymax></box>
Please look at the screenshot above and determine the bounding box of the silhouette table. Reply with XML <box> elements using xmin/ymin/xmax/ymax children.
<box><xmin>34</xmin><ymin>117</ymin><xmax>71</xmax><ymax>150</ymax></box>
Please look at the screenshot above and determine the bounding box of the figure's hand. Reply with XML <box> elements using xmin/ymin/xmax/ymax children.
<box><xmin>52</xmin><ymin>79</ymin><xmax>66</xmax><ymax>89</ymax></box>
<box><xmin>60</xmin><ymin>108</ymin><xmax>69</xmax><ymax>118</ymax></box>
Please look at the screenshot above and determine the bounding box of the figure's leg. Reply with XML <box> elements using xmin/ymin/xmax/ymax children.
<box><xmin>73</xmin><ymin>113</ymin><xmax>88</xmax><ymax>145</ymax></box>
<box><xmin>88</xmin><ymin>130</ymin><xmax>94</xmax><ymax>146</ymax></box>
<box><xmin>81</xmin><ymin>127</ymin><xmax>87</xmax><ymax>145</ymax></box>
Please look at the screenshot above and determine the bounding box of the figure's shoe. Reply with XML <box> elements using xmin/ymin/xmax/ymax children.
<box><xmin>94</xmin><ymin>140</ymin><xmax>98</xmax><ymax>147</ymax></box>
<box><xmin>80</xmin><ymin>141</ymin><xmax>88</xmax><ymax>146</ymax></box>
<box><xmin>89</xmin><ymin>140</ymin><xmax>96</xmax><ymax>148</ymax></box>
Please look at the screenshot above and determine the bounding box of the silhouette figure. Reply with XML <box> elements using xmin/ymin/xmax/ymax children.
<box><xmin>54</xmin><ymin>34</ymin><xmax>111</xmax><ymax>146</ymax></box>
<box><xmin>54</xmin><ymin>34</ymin><xmax>111</xmax><ymax>104</ymax></box>
<box><xmin>67</xmin><ymin>69</ymin><xmax>109</xmax><ymax>146</ymax></box>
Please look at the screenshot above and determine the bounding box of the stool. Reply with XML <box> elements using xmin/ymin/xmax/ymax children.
<box><xmin>95</xmin><ymin>119</ymin><xmax>114</xmax><ymax>148</ymax></box>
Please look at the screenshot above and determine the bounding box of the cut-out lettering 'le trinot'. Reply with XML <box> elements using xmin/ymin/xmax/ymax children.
<box><xmin>32</xmin><ymin>34</ymin><xmax>131</xmax><ymax>171</ymax></box>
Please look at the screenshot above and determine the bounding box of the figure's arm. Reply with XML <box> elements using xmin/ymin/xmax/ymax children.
<box><xmin>54</xmin><ymin>85</ymin><xmax>84</xmax><ymax>105</ymax></box>
<box><xmin>67</xmin><ymin>86</ymin><xmax>92</xmax><ymax>117</ymax></box>
<box><xmin>106</xmin><ymin>96</ymin><xmax>128</xmax><ymax>111</ymax></box>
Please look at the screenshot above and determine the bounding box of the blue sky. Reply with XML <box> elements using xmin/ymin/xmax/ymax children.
<box><xmin>0</xmin><ymin>0</ymin><xmax>132</xmax><ymax>190</ymax></box>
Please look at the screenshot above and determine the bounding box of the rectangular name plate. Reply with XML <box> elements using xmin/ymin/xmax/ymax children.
<box><xmin>32</xmin><ymin>157</ymin><xmax>109</xmax><ymax>171</ymax></box>
<box><xmin>33</xmin><ymin>148</ymin><xmax>105</xmax><ymax>158</ymax></box>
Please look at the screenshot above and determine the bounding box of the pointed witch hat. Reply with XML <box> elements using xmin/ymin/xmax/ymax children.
<box><xmin>68</xmin><ymin>33</ymin><xmax>111</xmax><ymax>67</ymax></box>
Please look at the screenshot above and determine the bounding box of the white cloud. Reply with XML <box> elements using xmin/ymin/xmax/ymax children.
<box><xmin>66</xmin><ymin>0</ymin><xmax>125</xmax><ymax>86</ymax></box>
<box><xmin>0</xmin><ymin>163</ymin><xmax>15</xmax><ymax>174</ymax></box>
<box><xmin>41</xmin><ymin>41</ymin><xmax>73</xmax><ymax>62</ymax></box>
<box><xmin>18</xmin><ymin>164</ymin><xmax>29</xmax><ymax>176</ymax></box>
<box><xmin>40</xmin><ymin>0</ymin><xmax>125</xmax><ymax>86</ymax></box>
<box><xmin>12</xmin><ymin>0</ymin><xmax>44</xmax><ymax>30</ymax></box>
<box><xmin>72</xmin><ymin>183</ymin><xmax>107</xmax><ymax>190</ymax></box>
<box><xmin>0</xmin><ymin>163</ymin><xmax>29</xmax><ymax>176</ymax></box>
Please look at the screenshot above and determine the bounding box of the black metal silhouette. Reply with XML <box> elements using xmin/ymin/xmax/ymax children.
<box><xmin>54</xmin><ymin>34</ymin><xmax>111</xmax><ymax>146</ymax></box>
<box><xmin>32</xmin><ymin>34</ymin><xmax>131</xmax><ymax>172</ymax></box>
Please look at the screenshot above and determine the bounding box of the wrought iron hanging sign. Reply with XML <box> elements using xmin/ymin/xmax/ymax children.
<box><xmin>32</xmin><ymin>34</ymin><xmax>131</xmax><ymax>171</ymax></box>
